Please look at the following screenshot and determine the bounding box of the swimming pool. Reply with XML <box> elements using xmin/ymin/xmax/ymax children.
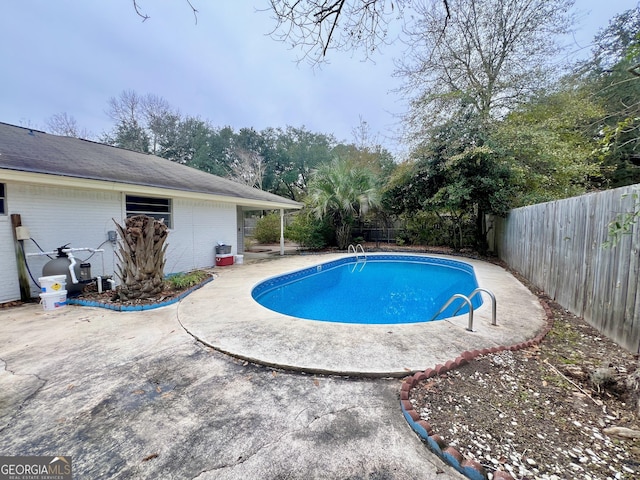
<box><xmin>251</xmin><ymin>255</ymin><xmax>483</xmax><ymax>324</ymax></box>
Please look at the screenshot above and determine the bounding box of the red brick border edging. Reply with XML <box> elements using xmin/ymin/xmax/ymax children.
<box><xmin>400</xmin><ymin>298</ymin><xmax>554</xmax><ymax>480</ymax></box>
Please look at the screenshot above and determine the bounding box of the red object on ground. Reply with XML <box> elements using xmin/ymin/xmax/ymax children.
<box><xmin>215</xmin><ymin>254</ymin><xmax>234</xmax><ymax>266</ymax></box>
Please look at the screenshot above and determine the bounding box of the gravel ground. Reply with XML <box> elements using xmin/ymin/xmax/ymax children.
<box><xmin>409</xmin><ymin>287</ymin><xmax>640</xmax><ymax>480</ymax></box>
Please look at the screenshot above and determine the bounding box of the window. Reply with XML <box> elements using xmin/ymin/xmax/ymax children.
<box><xmin>0</xmin><ymin>183</ymin><xmax>5</xmax><ymax>215</ymax></box>
<box><xmin>125</xmin><ymin>195</ymin><xmax>172</xmax><ymax>228</ymax></box>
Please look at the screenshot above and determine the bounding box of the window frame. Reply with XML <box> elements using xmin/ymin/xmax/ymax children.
<box><xmin>125</xmin><ymin>194</ymin><xmax>172</xmax><ymax>228</ymax></box>
<box><xmin>0</xmin><ymin>183</ymin><xmax>6</xmax><ymax>215</ymax></box>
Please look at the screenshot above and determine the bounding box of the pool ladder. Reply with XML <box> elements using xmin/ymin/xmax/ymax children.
<box><xmin>348</xmin><ymin>244</ymin><xmax>367</xmax><ymax>272</ymax></box>
<box><xmin>430</xmin><ymin>288</ymin><xmax>497</xmax><ymax>332</ymax></box>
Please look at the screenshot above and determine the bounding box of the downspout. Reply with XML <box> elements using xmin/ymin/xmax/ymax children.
<box><xmin>280</xmin><ymin>208</ymin><xmax>285</xmax><ymax>256</ymax></box>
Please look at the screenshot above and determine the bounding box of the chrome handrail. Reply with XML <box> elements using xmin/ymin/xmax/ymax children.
<box><xmin>430</xmin><ymin>294</ymin><xmax>474</xmax><ymax>331</ymax></box>
<box><xmin>348</xmin><ymin>243</ymin><xmax>367</xmax><ymax>272</ymax></box>
<box><xmin>452</xmin><ymin>288</ymin><xmax>497</xmax><ymax>326</ymax></box>
<box><xmin>431</xmin><ymin>287</ymin><xmax>497</xmax><ymax>331</ymax></box>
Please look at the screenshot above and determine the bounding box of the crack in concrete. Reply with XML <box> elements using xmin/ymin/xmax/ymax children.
<box><xmin>189</xmin><ymin>429</ymin><xmax>290</xmax><ymax>479</ymax></box>
<box><xmin>0</xmin><ymin>356</ymin><xmax>48</xmax><ymax>433</ymax></box>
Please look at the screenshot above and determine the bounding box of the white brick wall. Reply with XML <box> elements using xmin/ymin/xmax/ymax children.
<box><xmin>0</xmin><ymin>181</ymin><xmax>237</xmax><ymax>303</ymax></box>
<box><xmin>167</xmin><ymin>198</ymin><xmax>236</xmax><ymax>273</ymax></box>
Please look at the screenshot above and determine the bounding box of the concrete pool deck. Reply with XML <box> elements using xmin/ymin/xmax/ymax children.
<box><xmin>179</xmin><ymin>252</ymin><xmax>546</xmax><ymax>377</ymax></box>
<box><xmin>0</xmin><ymin>251</ymin><xmax>545</xmax><ymax>479</ymax></box>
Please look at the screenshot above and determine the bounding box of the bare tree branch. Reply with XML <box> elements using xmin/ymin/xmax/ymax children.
<box><xmin>397</xmin><ymin>0</ymin><xmax>575</xmax><ymax>140</ymax></box>
<box><xmin>267</xmin><ymin>0</ymin><xmax>412</xmax><ymax>65</ymax></box>
<box><xmin>132</xmin><ymin>0</ymin><xmax>149</xmax><ymax>21</ymax></box>
<box><xmin>131</xmin><ymin>0</ymin><xmax>198</xmax><ymax>24</ymax></box>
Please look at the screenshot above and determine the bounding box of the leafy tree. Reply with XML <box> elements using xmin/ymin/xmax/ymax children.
<box><xmin>265</xmin><ymin>126</ymin><xmax>336</xmax><ymax>201</ymax></box>
<box><xmin>102</xmin><ymin>118</ymin><xmax>150</xmax><ymax>153</ymax></box>
<box><xmin>157</xmin><ymin>117</ymin><xmax>231</xmax><ymax>177</ymax></box>
<box><xmin>576</xmin><ymin>7</ymin><xmax>640</xmax><ymax>187</ymax></box>
<box><xmin>142</xmin><ymin>94</ymin><xmax>181</xmax><ymax>155</ymax></box>
<box><xmin>491</xmin><ymin>86</ymin><xmax>605</xmax><ymax>205</ymax></box>
<box><xmin>102</xmin><ymin>90</ymin><xmax>151</xmax><ymax>152</ymax></box>
<box><xmin>384</xmin><ymin>110</ymin><xmax>513</xmax><ymax>250</ymax></box>
<box><xmin>253</xmin><ymin>212</ymin><xmax>281</xmax><ymax>243</ymax></box>
<box><xmin>285</xmin><ymin>208</ymin><xmax>332</xmax><ymax>250</ymax></box>
<box><xmin>307</xmin><ymin>157</ymin><xmax>381</xmax><ymax>249</ymax></box>
<box><xmin>102</xmin><ymin>90</ymin><xmax>182</xmax><ymax>155</ymax></box>
<box><xmin>436</xmin><ymin>146</ymin><xmax>514</xmax><ymax>251</ymax></box>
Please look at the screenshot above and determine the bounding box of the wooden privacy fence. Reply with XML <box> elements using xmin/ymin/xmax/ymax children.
<box><xmin>494</xmin><ymin>184</ymin><xmax>640</xmax><ymax>353</ymax></box>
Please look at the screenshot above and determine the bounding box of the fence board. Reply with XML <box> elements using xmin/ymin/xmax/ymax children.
<box><xmin>495</xmin><ymin>184</ymin><xmax>640</xmax><ymax>353</ymax></box>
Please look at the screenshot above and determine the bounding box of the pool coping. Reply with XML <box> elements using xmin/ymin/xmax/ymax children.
<box><xmin>176</xmin><ymin>252</ymin><xmax>547</xmax><ymax>377</ymax></box>
<box><xmin>251</xmin><ymin>254</ymin><xmax>482</xmax><ymax>323</ymax></box>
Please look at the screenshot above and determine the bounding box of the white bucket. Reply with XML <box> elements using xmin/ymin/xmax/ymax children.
<box><xmin>234</xmin><ymin>255</ymin><xmax>244</xmax><ymax>264</ymax></box>
<box><xmin>39</xmin><ymin>290</ymin><xmax>67</xmax><ymax>311</ymax></box>
<box><xmin>39</xmin><ymin>275</ymin><xmax>67</xmax><ymax>293</ymax></box>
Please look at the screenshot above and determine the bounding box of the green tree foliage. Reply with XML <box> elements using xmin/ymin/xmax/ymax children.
<box><xmin>253</xmin><ymin>213</ymin><xmax>281</xmax><ymax>244</ymax></box>
<box><xmin>102</xmin><ymin>118</ymin><xmax>150</xmax><ymax>153</ymax></box>
<box><xmin>159</xmin><ymin>117</ymin><xmax>230</xmax><ymax>177</ymax></box>
<box><xmin>285</xmin><ymin>209</ymin><xmax>332</xmax><ymax>250</ymax></box>
<box><xmin>491</xmin><ymin>87</ymin><xmax>605</xmax><ymax>205</ymax></box>
<box><xmin>264</xmin><ymin>126</ymin><xmax>337</xmax><ymax>201</ymax></box>
<box><xmin>307</xmin><ymin>157</ymin><xmax>381</xmax><ymax>249</ymax></box>
<box><xmin>99</xmin><ymin>90</ymin><xmax>342</xmax><ymax>197</ymax></box>
<box><xmin>576</xmin><ymin>7</ymin><xmax>640</xmax><ymax>187</ymax></box>
<box><xmin>384</xmin><ymin>109</ymin><xmax>513</xmax><ymax>251</ymax></box>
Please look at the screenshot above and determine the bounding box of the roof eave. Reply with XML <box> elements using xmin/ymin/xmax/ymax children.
<box><xmin>0</xmin><ymin>169</ymin><xmax>303</xmax><ymax>210</ymax></box>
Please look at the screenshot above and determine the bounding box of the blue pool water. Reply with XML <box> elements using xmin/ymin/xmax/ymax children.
<box><xmin>251</xmin><ymin>255</ymin><xmax>482</xmax><ymax>324</ymax></box>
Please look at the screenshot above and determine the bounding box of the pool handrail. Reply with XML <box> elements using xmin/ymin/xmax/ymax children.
<box><xmin>451</xmin><ymin>288</ymin><xmax>497</xmax><ymax>326</ymax></box>
<box><xmin>430</xmin><ymin>294</ymin><xmax>475</xmax><ymax>331</ymax></box>
<box><xmin>431</xmin><ymin>288</ymin><xmax>497</xmax><ymax>331</ymax></box>
<box><xmin>348</xmin><ymin>243</ymin><xmax>367</xmax><ymax>272</ymax></box>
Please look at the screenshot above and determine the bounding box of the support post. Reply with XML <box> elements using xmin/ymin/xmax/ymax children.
<box><xmin>280</xmin><ymin>209</ymin><xmax>285</xmax><ymax>256</ymax></box>
<box><xmin>11</xmin><ymin>214</ymin><xmax>32</xmax><ymax>302</ymax></box>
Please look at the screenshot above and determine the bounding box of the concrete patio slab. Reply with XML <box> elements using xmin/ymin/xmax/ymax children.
<box><xmin>0</xmin><ymin>291</ymin><xmax>467</xmax><ymax>479</ymax></box>
<box><xmin>179</xmin><ymin>253</ymin><xmax>546</xmax><ymax>376</ymax></box>
<box><xmin>0</xmin><ymin>251</ymin><xmax>544</xmax><ymax>479</ymax></box>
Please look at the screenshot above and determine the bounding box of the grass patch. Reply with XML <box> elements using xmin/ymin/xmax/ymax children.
<box><xmin>166</xmin><ymin>270</ymin><xmax>210</xmax><ymax>289</ymax></box>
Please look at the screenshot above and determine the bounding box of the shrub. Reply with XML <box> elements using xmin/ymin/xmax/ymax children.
<box><xmin>254</xmin><ymin>213</ymin><xmax>281</xmax><ymax>243</ymax></box>
<box><xmin>285</xmin><ymin>211</ymin><xmax>331</xmax><ymax>250</ymax></box>
<box><xmin>167</xmin><ymin>270</ymin><xmax>209</xmax><ymax>289</ymax></box>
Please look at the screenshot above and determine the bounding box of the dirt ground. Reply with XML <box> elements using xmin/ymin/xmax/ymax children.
<box><xmin>409</xmin><ymin>280</ymin><xmax>640</xmax><ymax>480</ymax></box>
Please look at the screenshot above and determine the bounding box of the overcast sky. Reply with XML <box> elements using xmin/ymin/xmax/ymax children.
<box><xmin>0</xmin><ymin>1</ymin><xmax>636</xmax><ymax>155</ymax></box>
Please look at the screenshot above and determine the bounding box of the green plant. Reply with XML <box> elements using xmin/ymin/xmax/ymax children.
<box><xmin>603</xmin><ymin>191</ymin><xmax>639</xmax><ymax>248</ymax></box>
<box><xmin>285</xmin><ymin>210</ymin><xmax>330</xmax><ymax>250</ymax></box>
<box><xmin>167</xmin><ymin>270</ymin><xmax>209</xmax><ymax>289</ymax></box>
<box><xmin>254</xmin><ymin>213</ymin><xmax>281</xmax><ymax>243</ymax></box>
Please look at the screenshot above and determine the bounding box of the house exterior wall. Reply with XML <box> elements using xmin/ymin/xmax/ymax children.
<box><xmin>0</xmin><ymin>209</ymin><xmax>20</xmax><ymax>303</ymax></box>
<box><xmin>168</xmin><ymin>198</ymin><xmax>236</xmax><ymax>273</ymax></box>
<box><xmin>0</xmin><ymin>181</ymin><xmax>237</xmax><ymax>303</ymax></box>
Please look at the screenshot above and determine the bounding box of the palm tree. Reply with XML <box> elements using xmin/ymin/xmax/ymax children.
<box><xmin>308</xmin><ymin>157</ymin><xmax>381</xmax><ymax>249</ymax></box>
<box><xmin>114</xmin><ymin>215</ymin><xmax>168</xmax><ymax>301</ymax></box>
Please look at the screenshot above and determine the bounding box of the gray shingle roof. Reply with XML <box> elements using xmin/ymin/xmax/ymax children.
<box><xmin>0</xmin><ymin>122</ymin><xmax>301</xmax><ymax>208</ymax></box>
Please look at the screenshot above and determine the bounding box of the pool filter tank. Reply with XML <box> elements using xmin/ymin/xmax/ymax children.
<box><xmin>42</xmin><ymin>246</ymin><xmax>83</xmax><ymax>294</ymax></box>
